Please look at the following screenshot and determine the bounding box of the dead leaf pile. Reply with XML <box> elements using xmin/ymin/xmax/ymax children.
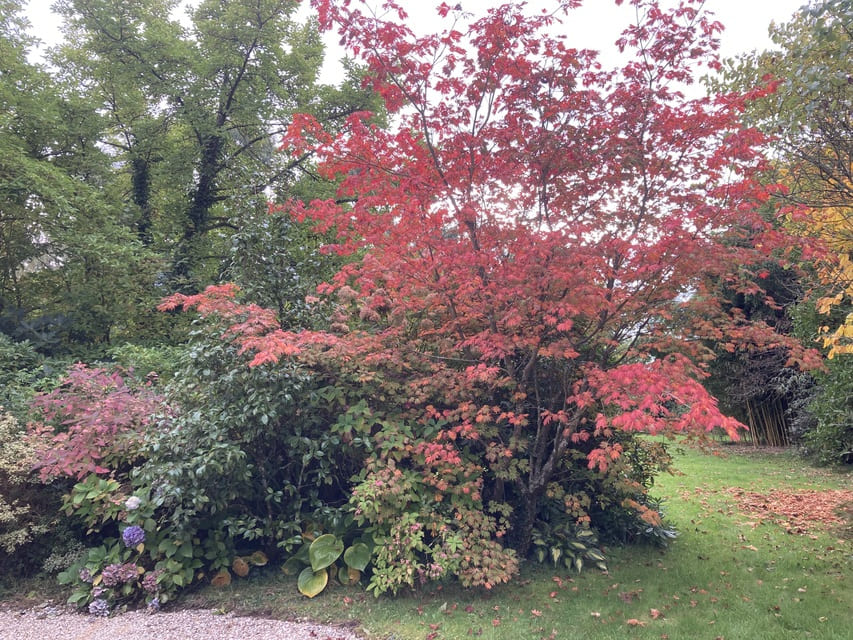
<box><xmin>727</xmin><ymin>488</ymin><xmax>853</xmax><ymax>534</ymax></box>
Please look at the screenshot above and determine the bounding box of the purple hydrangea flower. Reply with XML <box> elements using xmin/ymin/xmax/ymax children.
<box><xmin>117</xmin><ymin>562</ymin><xmax>139</xmax><ymax>583</ymax></box>
<box><xmin>146</xmin><ymin>597</ymin><xmax>160</xmax><ymax>613</ymax></box>
<box><xmin>101</xmin><ymin>563</ymin><xmax>123</xmax><ymax>587</ymax></box>
<box><xmin>122</xmin><ymin>525</ymin><xmax>145</xmax><ymax>547</ymax></box>
<box><xmin>88</xmin><ymin>598</ymin><xmax>110</xmax><ymax>617</ymax></box>
<box><xmin>79</xmin><ymin>568</ymin><xmax>93</xmax><ymax>583</ymax></box>
<box><xmin>142</xmin><ymin>569</ymin><xmax>162</xmax><ymax>593</ymax></box>
<box><xmin>101</xmin><ymin>562</ymin><xmax>139</xmax><ymax>586</ymax></box>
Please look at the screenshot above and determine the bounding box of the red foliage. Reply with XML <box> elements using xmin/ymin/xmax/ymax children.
<box><xmin>27</xmin><ymin>365</ymin><xmax>165</xmax><ymax>481</ymax></box>
<box><xmin>164</xmin><ymin>0</ymin><xmax>822</xmax><ymax>559</ymax></box>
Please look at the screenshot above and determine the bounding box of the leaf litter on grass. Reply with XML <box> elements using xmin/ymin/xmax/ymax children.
<box><xmin>726</xmin><ymin>488</ymin><xmax>853</xmax><ymax>535</ymax></box>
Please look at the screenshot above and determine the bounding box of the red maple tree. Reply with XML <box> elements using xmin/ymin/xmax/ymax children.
<box><xmin>162</xmin><ymin>0</ymin><xmax>821</xmax><ymax>583</ymax></box>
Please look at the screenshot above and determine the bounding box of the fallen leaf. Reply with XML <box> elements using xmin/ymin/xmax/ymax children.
<box><xmin>650</xmin><ymin>608</ymin><xmax>663</xmax><ymax>619</ymax></box>
<box><xmin>626</xmin><ymin>619</ymin><xmax>646</xmax><ymax>627</ymax></box>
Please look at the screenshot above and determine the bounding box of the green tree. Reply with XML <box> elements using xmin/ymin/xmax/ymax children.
<box><xmin>53</xmin><ymin>0</ymin><xmax>378</xmax><ymax>292</ymax></box>
<box><xmin>716</xmin><ymin>0</ymin><xmax>853</xmax><ymax>462</ymax></box>
<box><xmin>717</xmin><ymin>0</ymin><xmax>852</xmax><ymax>355</ymax></box>
<box><xmin>1</xmin><ymin>0</ymin><xmax>154</xmax><ymax>351</ymax></box>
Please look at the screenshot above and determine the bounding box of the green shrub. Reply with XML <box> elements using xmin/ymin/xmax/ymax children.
<box><xmin>792</xmin><ymin>300</ymin><xmax>853</xmax><ymax>465</ymax></box>
<box><xmin>0</xmin><ymin>409</ymin><xmax>64</xmax><ymax>578</ymax></box>
<box><xmin>802</xmin><ymin>356</ymin><xmax>853</xmax><ymax>465</ymax></box>
<box><xmin>0</xmin><ymin>334</ymin><xmax>69</xmax><ymax>420</ymax></box>
<box><xmin>134</xmin><ymin>318</ymin><xmax>364</xmax><ymax>559</ymax></box>
<box><xmin>105</xmin><ymin>342</ymin><xmax>183</xmax><ymax>383</ymax></box>
<box><xmin>58</xmin><ymin>483</ymin><xmax>201</xmax><ymax>612</ymax></box>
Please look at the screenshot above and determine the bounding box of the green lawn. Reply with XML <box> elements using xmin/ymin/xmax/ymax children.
<box><xmin>185</xmin><ymin>443</ymin><xmax>853</xmax><ymax>639</ymax></box>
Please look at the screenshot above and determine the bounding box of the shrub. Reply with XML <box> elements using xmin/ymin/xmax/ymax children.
<box><xmin>0</xmin><ymin>409</ymin><xmax>63</xmax><ymax>577</ymax></box>
<box><xmin>58</xmin><ymin>487</ymin><xmax>192</xmax><ymax>611</ymax></box>
<box><xmin>27</xmin><ymin>364</ymin><xmax>165</xmax><ymax>481</ymax></box>
<box><xmin>802</xmin><ymin>356</ymin><xmax>853</xmax><ymax>465</ymax></box>
<box><xmin>0</xmin><ymin>334</ymin><xmax>68</xmax><ymax>421</ymax></box>
<box><xmin>792</xmin><ymin>300</ymin><xmax>853</xmax><ymax>464</ymax></box>
<box><xmin>133</xmin><ymin>316</ymin><xmax>365</xmax><ymax>559</ymax></box>
<box><xmin>105</xmin><ymin>343</ymin><xmax>183</xmax><ymax>384</ymax></box>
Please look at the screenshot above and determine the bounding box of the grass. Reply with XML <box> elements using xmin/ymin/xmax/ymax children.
<box><xmin>184</xmin><ymin>442</ymin><xmax>852</xmax><ymax>640</ymax></box>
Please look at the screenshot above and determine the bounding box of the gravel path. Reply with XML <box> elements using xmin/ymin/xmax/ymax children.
<box><xmin>0</xmin><ymin>604</ymin><xmax>366</xmax><ymax>640</ymax></box>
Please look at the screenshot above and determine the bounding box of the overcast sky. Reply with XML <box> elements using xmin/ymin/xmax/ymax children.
<box><xmin>23</xmin><ymin>0</ymin><xmax>808</xmax><ymax>77</ymax></box>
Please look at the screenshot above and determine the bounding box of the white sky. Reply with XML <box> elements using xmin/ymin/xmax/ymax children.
<box><xmin>22</xmin><ymin>0</ymin><xmax>807</xmax><ymax>78</ymax></box>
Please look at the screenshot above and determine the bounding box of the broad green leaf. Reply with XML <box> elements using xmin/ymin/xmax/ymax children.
<box><xmin>309</xmin><ymin>534</ymin><xmax>344</xmax><ymax>571</ymax></box>
<box><xmin>281</xmin><ymin>556</ymin><xmax>305</xmax><ymax>576</ymax></box>
<box><xmin>343</xmin><ymin>542</ymin><xmax>370</xmax><ymax>571</ymax></box>
<box><xmin>338</xmin><ymin>565</ymin><xmax>360</xmax><ymax>585</ymax></box>
<box><xmin>297</xmin><ymin>566</ymin><xmax>328</xmax><ymax>598</ymax></box>
<box><xmin>294</xmin><ymin>542</ymin><xmax>310</xmax><ymax>563</ymax></box>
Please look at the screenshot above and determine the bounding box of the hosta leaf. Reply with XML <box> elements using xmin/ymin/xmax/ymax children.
<box><xmin>297</xmin><ymin>566</ymin><xmax>328</xmax><ymax>598</ymax></box>
<box><xmin>309</xmin><ymin>534</ymin><xmax>344</xmax><ymax>571</ymax></box>
<box><xmin>343</xmin><ymin>542</ymin><xmax>370</xmax><ymax>571</ymax></box>
<box><xmin>294</xmin><ymin>542</ymin><xmax>310</xmax><ymax>563</ymax></box>
<box><xmin>337</xmin><ymin>565</ymin><xmax>360</xmax><ymax>585</ymax></box>
<box><xmin>550</xmin><ymin>546</ymin><xmax>562</xmax><ymax>566</ymax></box>
<box><xmin>281</xmin><ymin>557</ymin><xmax>305</xmax><ymax>576</ymax></box>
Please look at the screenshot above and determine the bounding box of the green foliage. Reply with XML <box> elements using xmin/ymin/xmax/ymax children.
<box><xmin>0</xmin><ymin>408</ymin><xmax>63</xmax><ymax>578</ymax></box>
<box><xmin>50</xmin><ymin>0</ymin><xmax>379</xmax><ymax>293</ymax></box>
<box><xmin>133</xmin><ymin>316</ymin><xmax>364</xmax><ymax>560</ymax></box>
<box><xmin>223</xmin><ymin>209</ymin><xmax>346</xmax><ymax>329</ymax></box>
<box><xmin>0</xmin><ymin>335</ymin><xmax>45</xmax><ymax>418</ymax></box>
<box><xmin>530</xmin><ymin>521</ymin><xmax>607</xmax><ymax>573</ymax></box>
<box><xmin>802</xmin><ymin>355</ymin><xmax>853</xmax><ymax>465</ymax></box>
<box><xmin>346</xmin><ymin>418</ymin><xmax>519</xmax><ymax>596</ymax></box>
<box><xmin>281</xmin><ymin>529</ymin><xmax>373</xmax><ymax>597</ymax></box>
<box><xmin>105</xmin><ymin>342</ymin><xmax>183</xmax><ymax>383</ymax></box>
<box><xmin>58</xmin><ymin>483</ymin><xmax>203</xmax><ymax>610</ymax></box>
<box><xmin>790</xmin><ymin>300</ymin><xmax>853</xmax><ymax>464</ymax></box>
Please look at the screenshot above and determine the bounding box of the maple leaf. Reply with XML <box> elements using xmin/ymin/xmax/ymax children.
<box><xmin>165</xmin><ymin>0</ymin><xmax>824</xmax><ymax>578</ymax></box>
